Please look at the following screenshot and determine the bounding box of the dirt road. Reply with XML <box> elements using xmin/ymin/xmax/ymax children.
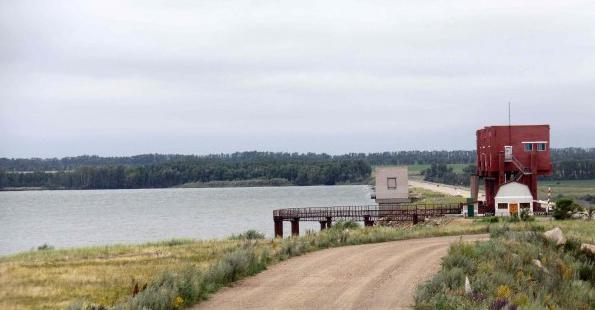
<box><xmin>194</xmin><ymin>234</ymin><xmax>487</xmax><ymax>310</ymax></box>
<box><xmin>409</xmin><ymin>180</ymin><xmax>485</xmax><ymax>200</ymax></box>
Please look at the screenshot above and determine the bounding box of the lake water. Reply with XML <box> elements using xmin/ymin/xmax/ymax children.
<box><xmin>0</xmin><ymin>186</ymin><xmax>374</xmax><ymax>256</ymax></box>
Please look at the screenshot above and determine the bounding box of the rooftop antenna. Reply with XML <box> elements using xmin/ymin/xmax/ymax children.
<box><xmin>508</xmin><ymin>101</ymin><xmax>512</xmax><ymax>144</ymax></box>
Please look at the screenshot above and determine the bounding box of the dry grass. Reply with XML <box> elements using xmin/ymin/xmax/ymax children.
<box><xmin>410</xmin><ymin>187</ymin><xmax>467</xmax><ymax>204</ymax></box>
<box><xmin>0</xmin><ymin>222</ymin><xmax>484</xmax><ymax>309</ymax></box>
<box><xmin>1</xmin><ymin>218</ymin><xmax>592</xmax><ymax>309</ymax></box>
<box><xmin>538</xmin><ymin>179</ymin><xmax>595</xmax><ymax>200</ymax></box>
<box><xmin>0</xmin><ymin>239</ymin><xmax>243</xmax><ymax>309</ymax></box>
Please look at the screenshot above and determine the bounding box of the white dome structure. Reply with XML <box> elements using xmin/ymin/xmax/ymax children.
<box><xmin>495</xmin><ymin>182</ymin><xmax>534</xmax><ymax>216</ymax></box>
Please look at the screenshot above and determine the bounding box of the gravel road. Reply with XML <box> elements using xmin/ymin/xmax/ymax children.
<box><xmin>409</xmin><ymin>180</ymin><xmax>486</xmax><ymax>200</ymax></box>
<box><xmin>194</xmin><ymin>234</ymin><xmax>488</xmax><ymax>310</ymax></box>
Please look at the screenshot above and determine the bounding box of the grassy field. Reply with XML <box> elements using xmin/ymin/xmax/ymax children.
<box><xmin>2</xmin><ymin>217</ymin><xmax>593</xmax><ymax>309</ymax></box>
<box><xmin>0</xmin><ymin>239</ymin><xmax>244</xmax><ymax>309</ymax></box>
<box><xmin>372</xmin><ymin>164</ymin><xmax>469</xmax><ymax>182</ymax></box>
<box><xmin>416</xmin><ymin>221</ymin><xmax>595</xmax><ymax>309</ymax></box>
<box><xmin>538</xmin><ymin>179</ymin><xmax>595</xmax><ymax>200</ymax></box>
<box><xmin>407</xmin><ymin>163</ymin><xmax>468</xmax><ymax>177</ymax></box>
<box><xmin>411</xmin><ymin>187</ymin><xmax>468</xmax><ymax>204</ymax></box>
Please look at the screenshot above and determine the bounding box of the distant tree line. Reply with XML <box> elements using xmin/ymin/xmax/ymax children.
<box><xmin>544</xmin><ymin>160</ymin><xmax>595</xmax><ymax>180</ymax></box>
<box><xmin>1</xmin><ymin>148</ymin><xmax>593</xmax><ymax>190</ymax></box>
<box><xmin>422</xmin><ymin>160</ymin><xmax>595</xmax><ymax>186</ymax></box>
<box><xmin>2</xmin><ymin>148</ymin><xmax>593</xmax><ymax>172</ymax></box>
<box><xmin>0</xmin><ymin>151</ymin><xmax>480</xmax><ymax>172</ymax></box>
<box><xmin>0</xmin><ymin>159</ymin><xmax>371</xmax><ymax>189</ymax></box>
<box><xmin>422</xmin><ymin>164</ymin><xmax>476</xmax><ymax>186</ymax></box>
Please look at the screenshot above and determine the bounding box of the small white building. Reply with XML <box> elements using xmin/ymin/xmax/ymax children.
<box><xmin>374</xmin><ymin>166</ymin><xmax>409</xmax><ymax>206</ymax></box>
<box><xmin>495</xmin><ymin>182</ymin><xmax>534</xmax><ymax>216</ymax></box>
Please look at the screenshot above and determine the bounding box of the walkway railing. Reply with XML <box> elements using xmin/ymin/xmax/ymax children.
<box><xmin>273</xmin><ymin>203</ymin><xmax>463</xmax><ymax>237</ymax></box>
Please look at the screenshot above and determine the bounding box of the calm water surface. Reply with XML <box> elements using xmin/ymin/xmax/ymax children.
<box><xmin>0</xmin><ymin>186</ymin><xmax>373</xmax><ymax>255</ymax></box>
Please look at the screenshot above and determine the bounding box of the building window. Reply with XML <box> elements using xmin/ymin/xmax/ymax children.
<box><xmin>520</xmin><ymin>203</ymin><xmax>531</xmax><ymax>209</ymax></box>
<box><xmin>537</xmin><ymin>143</ymin><xmax>547</xmax><ymax>151</ymax></box>
<box><xmin>524</xmin><ymin>143</ymin><xmax>533</xmax><ymax>152</ymax></box>
<box><xmin>387</xmin><ymin>177</ymin><xmax>397</xmax><ymax>190</ymax></box>
<box><xmin>497</xmin><ymin>203</ymin><xmax>508</xmax><ymax>209</ymax></box>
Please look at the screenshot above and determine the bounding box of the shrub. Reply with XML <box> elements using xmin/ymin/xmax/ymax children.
<box><xmin>520</xmin><ymin>209</ymin><xmax>534</xmax><ymax>222</ymax></box>
<box><xmin>416</xmin><ymin>229</ymin><xmax>595</xmax><ymax>310</ymax></box>
<box><xmin>553</xmin><ymin>198</ymin><xmax>582</xmax><ymax>220</ymax></box>
<box><xmin>229</xmin><ymin>229</ymin><xmax>266</xmax><ymax>240</ymax></box>
<box><xmin>110</xmin><ymin>245</ymin><xmax>268</xmax><ymax>310</ymax></box>
<box><xmin>489</xmin><ymin>224</ymin><xmax>510</xmax><ymax>238</ymax></box>
<box><xmin>330</xmin><ymin>220</ymin><xmax>360</xmax><ymax>230</ymax></box>
<box><xmin>37</xmin><ymin>243</ymin><xmax>54</xmax><ymax>251</ymax></box>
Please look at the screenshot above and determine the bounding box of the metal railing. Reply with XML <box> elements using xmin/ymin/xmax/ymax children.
<box><xmin>273</xmin><ymin>203</ymin><xmax>463</xmax><ymax>222</ymax></box>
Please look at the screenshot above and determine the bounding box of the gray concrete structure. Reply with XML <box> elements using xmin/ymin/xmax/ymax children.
<box><xmin>374</xmin><ymin>166</ymin><xmax>410</xmax><ymax>206</ymax></box>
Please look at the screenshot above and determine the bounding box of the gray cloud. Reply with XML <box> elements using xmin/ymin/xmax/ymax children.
<box><xmin>1</xmin><ymin>0</ymin><xmax>594</xmax><ymax>157</ymax></box>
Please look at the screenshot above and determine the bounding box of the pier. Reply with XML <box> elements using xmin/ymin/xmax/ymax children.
<box><xmin>273</xmin><ymin>203</ymin><xmax>463</xmax><ymax>237</ymax></box>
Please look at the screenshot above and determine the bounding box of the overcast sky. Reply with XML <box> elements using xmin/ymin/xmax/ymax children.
<box><xmin>1</xmin><ymin>1</ymin><xmax>594</xmax><ymax>158</ymax></box>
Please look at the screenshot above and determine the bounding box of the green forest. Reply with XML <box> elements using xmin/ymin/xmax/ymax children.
<box><xmin>1</xmin><ymin>148</ymin><xmax>594</xmax><ymax>190</ymax></box>
<box><xmin>0</xmin><ymin>160</ymin><xmax>371</xmax><ymax>189</ymax></box>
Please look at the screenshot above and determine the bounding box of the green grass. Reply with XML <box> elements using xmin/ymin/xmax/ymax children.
<box><xmin>415</xmin><ymin>222</ymin><xmax>595</xmax><ymax>310</ymax></box>
<box><xmin>408</xmin><ymin>164</ymin><xmax>468</xmax><ymax>176</ymax></box>
<box><xmin>538</xmin><ymin>179</ymin><xmax>595</xmax><ymax>200</ymax></box>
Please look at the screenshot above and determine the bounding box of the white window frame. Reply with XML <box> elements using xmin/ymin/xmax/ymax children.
<box><xmin>537</xmin><ymin>143</ymin><xmax>547</xmax><ymax>151</ymax></box>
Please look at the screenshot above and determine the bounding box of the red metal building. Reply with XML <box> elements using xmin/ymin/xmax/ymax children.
<box><xmin>475</xmin><ymin>125</ymin><xmax>553</xmax><ymax>212</ymax></box>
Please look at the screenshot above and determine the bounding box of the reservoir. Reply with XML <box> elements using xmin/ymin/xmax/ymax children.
<box><xmin>0</xmin><ymin>185</ymin><xmax>374</xmax><ymax>256</ymax></box>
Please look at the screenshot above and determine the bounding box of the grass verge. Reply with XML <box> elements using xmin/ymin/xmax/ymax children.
<box><xmin>2</xmin><ymin>218</ymin><xmax>593</xmax><ymax>309</ymax></box>
<box><xmin>415</xmin><ymin>222</ymin><xmax>595</xmax><ymax>310</ymax></box>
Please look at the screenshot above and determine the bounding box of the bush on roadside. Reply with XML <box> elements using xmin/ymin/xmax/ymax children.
<box><xmin>109</xmin><ymin>245</ymin><xmax>268</xmax><ymax>310</ymax></box>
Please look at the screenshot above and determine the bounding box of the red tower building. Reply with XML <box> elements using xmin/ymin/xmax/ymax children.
<box><xmin>475</xmin><ymin>125</ymin><xmax>553</xmax><ymax>212</ymax></box>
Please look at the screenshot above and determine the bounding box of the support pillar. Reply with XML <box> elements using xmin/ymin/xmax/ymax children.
<box><xmin>319</xmin><ymin>221</ymin><xmax>327</xmax><ymax>230</ymax></box>
<box><xmin>364</xmin><ymin>215</ymin><xmax>374</xmax><ymax>227</ymax></box>
<box><xmin>530</xmin><ymin>150</ymin><xmax>538</xmax><ymax>209</ymax></box>
<box><xmin>413</xmin><ymin>214</ymin><xmax>419</xmax><ymax>225</ymax></box>
<box><xmin>326</xmin><ymin>217</ymin><xmax>332</xmax><ymax>228</ymax></box>
<box><xmin>274</xmin><ymin>218</ymin><xmax>283</xmax><ymax>238</ymax></box>
<box><xmin>291</xmin><ymin>218</ymin><xmax>300</xmax><ymax>236</ymax></box>
<box><xmin>470</xmin><ymin>175</ymin><xmax>479</xmax><ymax>201</ymax></box>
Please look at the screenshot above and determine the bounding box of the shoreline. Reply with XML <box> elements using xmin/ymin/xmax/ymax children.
<box><xmin>0</xmin><ymin>181</ymin><xmax>369</xmax><ymax>192</ymax></box>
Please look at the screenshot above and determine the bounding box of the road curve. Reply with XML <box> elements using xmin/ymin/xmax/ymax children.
<box><xmin>193</xmin><ymin>234</ymin><xmax>488</xmax><ymax>310</ymax></box>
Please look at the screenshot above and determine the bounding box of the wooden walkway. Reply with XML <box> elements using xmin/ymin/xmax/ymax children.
<box><xmin>273</xmin><ymin>203</ymin><xmax>463</xmax><ymax>237</ymax></box>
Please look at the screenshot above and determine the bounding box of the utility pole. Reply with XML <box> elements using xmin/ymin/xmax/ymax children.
<box><xmin>508</xmin><ymin>101</ymin><xmax>512</xmax><ymax>145</ymax></box>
